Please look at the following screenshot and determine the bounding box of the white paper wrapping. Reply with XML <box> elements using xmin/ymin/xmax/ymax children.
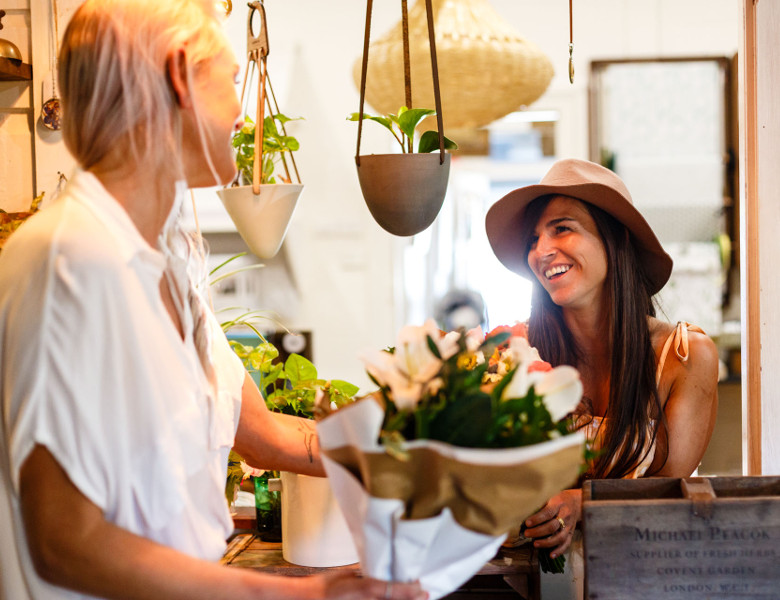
<box><xmin>317</xmin><ymin>397</ymin><xmax>585</xmax><ymax>599</ymax></box>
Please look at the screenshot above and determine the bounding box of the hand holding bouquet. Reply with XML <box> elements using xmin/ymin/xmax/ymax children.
<box><xmin>316</xmin><ymin>320</ymin><xmax>585</xmax><ymax>599</ymax></box>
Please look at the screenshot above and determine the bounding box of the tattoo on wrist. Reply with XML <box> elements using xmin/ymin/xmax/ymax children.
<box><xmin>297</xmin><ymin>420</ymin><xmax>314</xmax><ymax>462</ymax></box>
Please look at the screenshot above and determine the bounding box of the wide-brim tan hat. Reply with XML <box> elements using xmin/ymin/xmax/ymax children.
<box><xmin>485</xmin><ymin>158</ymin><xmax>672</xmax><ymax>295</ymax></box>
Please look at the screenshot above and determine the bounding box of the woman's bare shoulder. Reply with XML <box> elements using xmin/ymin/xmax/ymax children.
<box><xmin>649</xmin><ymin>318</ymin><xmax>719</xmax><ymax>394</ymax></box>
<box><xmin>648</xmin><ymin>318</ymin><xmax>718</xmax><ymax>358</ymax></box>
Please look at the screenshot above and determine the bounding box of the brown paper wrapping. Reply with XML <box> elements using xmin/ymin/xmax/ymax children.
<box><xmin>324</xmin><ymin>439</ymin><xmax>582</xmax><ymax>537</ymax></box>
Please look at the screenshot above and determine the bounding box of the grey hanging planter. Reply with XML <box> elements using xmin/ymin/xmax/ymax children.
<box><xmin>356</xmin><ymin>153</ymin><xmax>450</xmax><ymax>237</ymax></box>
<box><xmin>354</xmin><ymin>0</ymin><xmax>451</xmax><ymax>237</ymax></box>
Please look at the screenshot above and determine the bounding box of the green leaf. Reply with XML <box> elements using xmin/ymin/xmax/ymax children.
<box><xmin>426</xmin><ymin>334</ymin><xmax>442</xmax><ymax>359</ymax></box>
<box><xmin>329</xmin><ymin>380</ymin><xmax>360</xmax><ymax>399</ymax></box>
<box><xmin>209</xmin><ymin>252</ymin><xmax>248</xmax><ymax>277</ymax></box>
<box><xmin>418</xmin><ymin>130</ymin><xmax>459</xmax><ymax>154</ymax></box>
<box><xmin>398</xmin><ymin>108</ymin><xmax>436</xmax><ymax>140</ymax></box>
<box><xmin>284</xmin><ymin>354</ymin><xmax>317</xmax><ymax>386</ymax></box>
<box><xmin>263</xmin><ymin>115</ymin><xmax>280</xmax><ymax>138</ymax></box>
<box><xmin>347</xmin><ymin>112</ymin><xmax>395</xmax><ymax>133</ymax></box>
<box><xmin>282</xmin><ymin>137</ymin><xmax>300</xmax><ymax>152</ymax></box>
<box><xmin>273</xmin><ymin>113</ymin><xmax>302</xmax><ymax>126</ymax></box>
<box><xmin>427</xmin><ymin>392</ymin><xmax>493</xmax><ymax>447</ymax></box>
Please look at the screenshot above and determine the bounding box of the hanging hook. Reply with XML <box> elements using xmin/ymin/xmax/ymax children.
<box><xmin>568</xmin><ymin>0</ymin><xmax>574</xmax><ymax>84</ymax></box>
<box><xmin>246</xmin><ymin>1</ymin><xmax>269</xmax><ymax>65</ymax></box>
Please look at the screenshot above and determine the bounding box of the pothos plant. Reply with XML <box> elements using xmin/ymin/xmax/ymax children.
<box><xmin>231</xmin><ymin>113</ymin><xmax>302</xmax><ymax>186</ymax></box>
<box><xmin>230</xmin><ymin>341</ymin><xmax>358</xmax><ymax>419</ymax></box>
<box><xmin>348</xmin><ymin>106</ymin><xmax>458</xmax><ymax>154</ymax></box>
<box><xmin>224</xmin><ymin>341</ymin><xmax>359</xmax><ymax>505</ymax></box>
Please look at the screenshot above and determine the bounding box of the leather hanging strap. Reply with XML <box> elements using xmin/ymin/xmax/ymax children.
<box><xmin>402</xmin><ymin>0</ymin><xmax>412</xmax><ymax>152</ymax></box>
<box><xmin>355</xmin><ymin>0</ymin><xmax>374</xmax><ymax>166</ymax></box>
<box><xmin>356</xmin><ymin>0</ymin><xmax>446</xmax><ymax>165</ymax></box>
<box><xmin>424</xmin><ymin>0</ymin><xmax>445</xmax><ymax>163</ymax></box>
<box><xmin>247</xmin><ymin>0</ymin><xmax>270</xmax><ymax>193</ymax></box>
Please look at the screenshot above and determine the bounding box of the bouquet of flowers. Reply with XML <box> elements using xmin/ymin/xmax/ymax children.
<box><xmin>315</xmin><ymin>320</ymin><xmax>586</xmax><ymax>599</ymax></box>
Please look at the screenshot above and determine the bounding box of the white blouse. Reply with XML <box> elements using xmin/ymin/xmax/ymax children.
<box><xmin>0</xmin><ymin>171</ymin><xmax>246</xmax><ymax>599</ymax></box>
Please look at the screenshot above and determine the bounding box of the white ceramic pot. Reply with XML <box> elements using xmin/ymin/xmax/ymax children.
<box><xmin>217</xmin><ymin>183</ymin><xmax>303</xmax><ymax>259</ymax></box>
<box><xmin>271</xmin><ymin>471</ymin><xmax>359</xmax><ymax>567</ymax></box>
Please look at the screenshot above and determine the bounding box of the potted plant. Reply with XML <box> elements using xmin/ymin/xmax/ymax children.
<box><xmin>350</xmin><ymin>106</ymin><xmax>457</xmax><ymax>237</ymax></box>
<box><xmin>217</xmin><ymin>112</ymin><xmax>304</xmax><ymax>259</ymax></box>
<box><xmin>230</xmin><ymin>340</ymin><xmax>360</xmax><ymax>568</ymax></box>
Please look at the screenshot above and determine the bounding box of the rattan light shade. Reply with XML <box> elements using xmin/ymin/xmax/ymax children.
<box><xmin>353</xmin><ymin>0</ymin><xmax>554</xmax><ymax>130</ymax></box>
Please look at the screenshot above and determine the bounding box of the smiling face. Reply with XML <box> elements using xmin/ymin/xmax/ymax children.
<box><xmin>526</xmin><ymin>195</ymin><xmax>608</xmax><ymax>311</ymax></box>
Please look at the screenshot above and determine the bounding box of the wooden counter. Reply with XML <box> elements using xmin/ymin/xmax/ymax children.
<box><xmin>222</xmin><ymin>533</ymin><xmax>539</xmax><ymax>599</ymax></box>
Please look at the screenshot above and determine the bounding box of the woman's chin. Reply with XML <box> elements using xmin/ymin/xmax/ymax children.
<box><xmin>186</xmin><ymin>165</ymin><xmax>236</xmax><ymax>189</ymax></box>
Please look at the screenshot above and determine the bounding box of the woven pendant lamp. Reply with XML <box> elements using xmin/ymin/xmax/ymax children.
<box><xmin>353</xmin><ymin>0</ymin><xmax>554</xmax><ymax>130</ymax></box>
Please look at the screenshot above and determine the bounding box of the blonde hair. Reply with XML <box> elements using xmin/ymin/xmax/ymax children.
<box><xmin>58</xmin><ymin>0</ymin><xmax>224</xmax><ymax>175</ymax></box>
<box><xmin>59</xmin><ymin>0</ymin><xmax>228</xmax><ymax>390</ymax></box>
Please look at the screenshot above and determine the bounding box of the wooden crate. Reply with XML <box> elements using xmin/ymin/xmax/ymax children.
<box><xmin>583</xmin><ymin>476</ymin><xmax>780</xmax><ymax>600</ymax></box>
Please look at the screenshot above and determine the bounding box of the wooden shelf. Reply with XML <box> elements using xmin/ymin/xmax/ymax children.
<box><xmin>0</xmin><ymin>56</ymin><xmax>32</xmax><ymax>81</ymax></box>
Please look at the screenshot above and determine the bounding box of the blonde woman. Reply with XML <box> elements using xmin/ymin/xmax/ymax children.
<box><xmin>0</xmin><ymin>1</ymin><xmax>423</xmax><ymax>599</ymax></box>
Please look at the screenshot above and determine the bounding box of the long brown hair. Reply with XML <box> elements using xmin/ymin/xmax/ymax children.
<box><xmin>521</xmin><ymin>195</ymin><xmax>667</xmax><ymax>479</ymax></box>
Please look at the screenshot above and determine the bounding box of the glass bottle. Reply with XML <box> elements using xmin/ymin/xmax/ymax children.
<box><xmin>253</xmin><ymin>472</ymin><xmax>282</xmax><ymax>542</ymax></box>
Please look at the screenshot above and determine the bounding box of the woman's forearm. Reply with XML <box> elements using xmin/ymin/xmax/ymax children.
<box><xmin>233</xmin><ymin>372</ymin><xmax>325</xmax><ymax>476</ymax></box>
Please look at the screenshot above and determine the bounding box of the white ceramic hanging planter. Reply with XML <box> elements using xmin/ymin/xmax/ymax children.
<box><xmin>219</xmin><ymin>1</ymin><xmax>303</xmax><ymax>259</ymax></box>
<box><xmin>217</xmin><ymin>184</ymin><xmax>303</xmax><ymax>259</ymax></box>
<box><xmin>269</xmin><ymin>472</ymin><xmax>359</xmax><ymax>568</ymax></box>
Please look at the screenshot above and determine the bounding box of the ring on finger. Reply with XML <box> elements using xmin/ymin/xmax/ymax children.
<box><xmin>556</xmin><ymin>516</ymin><xmax>566</xmax><ymax>531</ymax></box>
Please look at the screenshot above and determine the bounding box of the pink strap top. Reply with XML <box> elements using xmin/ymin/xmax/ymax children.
<box><xmin>581</xmin><ymin>322</ymin><xmax>703</xmax><ymax>479</ymax></box>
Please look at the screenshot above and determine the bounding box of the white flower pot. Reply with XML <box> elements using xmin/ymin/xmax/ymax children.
<box><xmin>271</xmin><ymin>471</ymin><xmax>359</xmax><ymax>567</ymax></box>
<box><xmin>217</xmin><ymin>183</ymin><xmax>303</xmax><ymax>259</ymax></box>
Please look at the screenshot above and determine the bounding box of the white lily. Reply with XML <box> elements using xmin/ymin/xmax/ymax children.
<box><xmin>507</xmin><ymin>336</ymin><xmax>542</xmax><ymax>366</ymax></box>
<box><xmin>360</xmin><ymin>348</ymin><xmax>427</xmax><ymax>411</ymax></box>
<box><xmin>534</xmin><ymin>365</ymin><xmax>583</xmax><ymax>422</ymax></box>
<box><xmin>361</xmin><ymin>319</ymin><xmax>455</xmax><ymax>412</ymax></box>
<box><xmin>500</xmin><ymin>362</ymin><xmax>538</xmax><ymax>402</ymax></box>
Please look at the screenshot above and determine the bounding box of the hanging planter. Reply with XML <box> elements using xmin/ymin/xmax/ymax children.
<box><xmin>218</xmin><ymin>0</ymin><xmax>303</xmax><ymax>259</ymax></box>
<box><xmin>217</xmin><ymin>183</ymin><xmax>303</xmax><ymax>259</ymax></box>
<box><xmin>354</xmin><ymin>0</ymin><xmax>454</xmax><ymax>237</ymax></box>
<box><xmin>356</xmin><ymin>153</ymin><xmax>449</xmax><ymax>237</ymax></box>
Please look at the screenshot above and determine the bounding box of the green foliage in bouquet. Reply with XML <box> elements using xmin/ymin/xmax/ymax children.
<box><xmin>373</xmin><ymin>330</ymin><xmax>572</xmax><ymax>452</ymax></box>
<box><xmin>231</xmin><ymin>113</ymin><xmax>302</xmax><ymax>185</ymax></box>
<box><xmin>347</xmin><ymin>106</ymin><xmax>458</xmax><ymax>154</ymax></box>
<box><xmin>363</xmin><ymin>322</ymin><xmax>586</xmax><ymax>575</ymax></box>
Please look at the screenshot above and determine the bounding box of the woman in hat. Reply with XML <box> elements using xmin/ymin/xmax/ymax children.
<box><xmin>0</xmin><ymin>1</ymin><xmax>424</xmax><ymax>599</ymax></box>
<box><xmin>485</xmin><ymin>159</ymin><xmax>719</xmax><ymax>578</ymax></box>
